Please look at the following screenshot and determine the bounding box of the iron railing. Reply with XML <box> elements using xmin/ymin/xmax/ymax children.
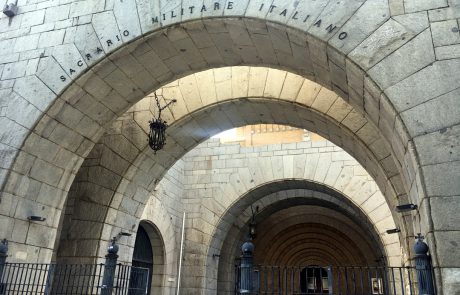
<box><xmin>0</xmin><ymin>263</ymin><xmax>149</xmax><ymax>295</ymax></box>
<box><xmin>235</xmin><ymin>265</ymin><xmax>431</xmax><ymax>295</ymax></box>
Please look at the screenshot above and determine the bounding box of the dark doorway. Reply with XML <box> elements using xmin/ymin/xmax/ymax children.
<box><xmin>300</xmin><ymin>266</ymin><xmax>329</xmax><ymax>294</ymax></box>
<box><xmin>129</xmin><ymin>225</ymin><xmax>153</xmax><ymax>295</ymax></box>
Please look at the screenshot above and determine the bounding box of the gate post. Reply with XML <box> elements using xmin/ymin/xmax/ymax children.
<box><xmin>414</xmin><ymin>234</ymin><xmax>435</xmax><ymax>295</ymax></box>
<box><xmin>238</xmin><ymin>241</ymin><xmax>254</xmax><ymax>294</ymax></box>
<box><xmin>101</xmin><ymin>238</ymin><xmax>119</xmax><ymax>295</ymax></box>
<box><xmin>0</xmin><ymin>239</ymin><xmax>8</xmax><ymax>294</ymax></box>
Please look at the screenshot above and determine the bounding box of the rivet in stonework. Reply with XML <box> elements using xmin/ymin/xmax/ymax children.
<box><xmin>452</xmin><ymin>27</ymin><xmax>459</xmax><ymax>33</ymax></box>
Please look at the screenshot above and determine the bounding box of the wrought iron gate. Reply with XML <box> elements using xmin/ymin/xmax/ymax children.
<box><xmin>0</xmin><ymin>262</ymin><xmax>149</xmax><ymax>294</ymax></box>
<box><xmin>235</xmin><ymin>265</ymin><xmax>423</xmax><ymax>295</ymax></box>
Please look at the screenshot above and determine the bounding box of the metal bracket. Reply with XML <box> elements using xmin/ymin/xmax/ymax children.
<box><xmin>3</xmin><ymin>1</ymin><xmax>18</xmax><ymax>17</ymax></box>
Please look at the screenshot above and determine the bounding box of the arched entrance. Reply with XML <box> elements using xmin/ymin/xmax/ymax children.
<box><xmin>0</xmin><ymin>0</ymin><xmax>458</xmax><ymax>293</ymax></box>
<box><xmin>129</xmin><ymin>221</ymin><xmax>166</xmax><ymax>295</ymax></box>
<box><xmin>131</xmin><ymin>224</ymin><xmax>153</xmax><ymax>294</ymax></box>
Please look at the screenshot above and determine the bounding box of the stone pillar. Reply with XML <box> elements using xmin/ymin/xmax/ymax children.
<box><xmin>238</xmin><ymin>240</ymin><xmax>255</xmax><ymax>294</ymax></box>
<box><xmin>101</xmin><ymin>238</ymin><xmax>119</xmax><ymax>295</ymax></box>
<box><xmin>414</xmin><ymin>234</ymin><xmax>435</xmax><ymax>295</ymax></box>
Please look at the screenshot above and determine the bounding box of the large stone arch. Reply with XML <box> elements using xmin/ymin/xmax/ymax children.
<box><xmin>71</xmin><ymin>93</ymin><xmax>404</xmax><ymax>261</ymax></box>
<box><xmin>0</xmin><ymin>1</ymin><xmax>458</xmax><ymax>292</ymax></box>
<box><xmin>207</xmin><ymin>180</ymin><xmax>395</xmax><ymax>294</ymax></box>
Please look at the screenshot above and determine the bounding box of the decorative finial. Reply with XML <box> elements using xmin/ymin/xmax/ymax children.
<box><xmin>0</xmin><ymin>239</ymin><xmax>8</xmax><ymax>255</ymax></box>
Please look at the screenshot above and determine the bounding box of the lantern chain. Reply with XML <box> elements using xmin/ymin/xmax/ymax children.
<box><xmin>154</xmin><ymin>92</ymin><xmax>176</xmax><ymax>120</ymax></box>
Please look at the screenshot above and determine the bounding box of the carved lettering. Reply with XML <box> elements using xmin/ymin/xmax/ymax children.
<box><xmin>326</xmin><ymin>24</ymin><xmax>336</xmax><ymax>33</ymax></box>
<box><xmin>54</xmin><ymin>5</ymin><xmax>354</xmax><ymax>84</ymax></box>
<box><xmin>338</xmin><ymin>32</ymin><xmax>348</xmax><ymax>40</ymax></box>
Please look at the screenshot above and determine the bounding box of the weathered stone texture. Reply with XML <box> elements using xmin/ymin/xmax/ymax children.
<box><xmin>0</xmin><ymin>0</ymin><xmax>458</xmax><ymax>293</ymax></box>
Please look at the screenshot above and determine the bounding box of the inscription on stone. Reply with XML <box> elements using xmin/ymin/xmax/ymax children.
<box><xmin>57</xmin><ymin>1</ymin><xmax>349</xmax><ymax>82</ymax></box>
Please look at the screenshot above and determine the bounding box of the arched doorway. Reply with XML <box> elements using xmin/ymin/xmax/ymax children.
<box><xmin>130</xmin><ymin>223</ymin><xmax>153</xmax><ymax>294</ymax></box>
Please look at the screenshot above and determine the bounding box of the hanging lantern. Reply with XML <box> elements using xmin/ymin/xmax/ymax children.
<box><xmin>148</xmin><ymin>92</ymin><xmax>176</xmax><ymax>153</ymax></box>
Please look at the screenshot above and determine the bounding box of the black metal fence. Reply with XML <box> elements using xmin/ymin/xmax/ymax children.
<box><xmin>0</xmin><ymin>263</ymin><xmax>149</xmax><ymax>295</ymax></box>
<box><xmin>235</xmin><ymin>265</ymin><xmax>428</xmax><ymax>295</ymax></box>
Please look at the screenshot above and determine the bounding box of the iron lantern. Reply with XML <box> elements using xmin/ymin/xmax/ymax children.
<box><xmin>148</xmin><ymin>92</ymin><xmax>176</xmax><ymax>153</ymax></box>
<box><xmin>249</xmin><ymin>220</ymin><xmax>257</xmax><ymax>240</ymax></box>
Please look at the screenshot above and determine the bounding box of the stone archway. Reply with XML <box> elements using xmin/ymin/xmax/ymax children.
<box><xmin>0</xmin><ymin>1</ymin><xmax>458</xmax><ymax>292</ymax></box>
<box><xmin>51</xmin><ymin>66</ymin><xmax>412</xmax><ymax>265</ymax></box>
<box><xmin>208</xmin><ymin>180</ymin><xmax>392</xmax><ymax>294</ymax></box>
<box><xmin>134</xmin><ymin>220</ymin><xmax>168</xmax><ymax>295</ymax></box>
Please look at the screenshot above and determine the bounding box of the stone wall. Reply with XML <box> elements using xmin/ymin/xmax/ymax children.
<box><xmin>0</xmin><ymin>0</ymin><xmax>458</xmax><ymax>292</ymax></box>
<box><xmin>142</xmin><ymin>136</ymin><xmax>403</xmax><ymax>293</ymax></box>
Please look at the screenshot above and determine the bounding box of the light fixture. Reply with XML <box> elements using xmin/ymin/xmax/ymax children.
<box><xmin>3</xmin><ymin>1</ymin><xmax>18</xmax><ymax>17</ymax></box>
<box><xmin>386</xmin><ymin>228</ymin><xmax>401</xmax><ymax>234</ymax></box>
<box><xmin>113</xmin><ymin>231</ymin><xmax>132</xmax><ymax>241</ymax></box>
<box><xmin>148</xmin><ymin>92</ymin><xmax>176</xmax><ymax>153</ymax></box>
<box><xmin>249</xmin><ymin>205</ymin><xmax>258</xmax><ymax>240</ymax></box>
<box><xmin>27</xmin><ymin>215</ymin><xmax>46</xmax><ymax>222</ymax></box>
<box><xmin>396</xmin><ymin>204</ymin><xmax>417</xmax><ymax>212</ymax></box>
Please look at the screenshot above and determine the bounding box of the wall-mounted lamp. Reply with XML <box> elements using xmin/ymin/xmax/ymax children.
<box><xmin>27</xmin><ymin>215</ymin><xmax>46</xmax><ymax>222</ymax></box>
<box><xmin>112</xmin><ymin>231</ymin><xmax>132</xmax><ymax>243</ymax></box>
<box><xmin>386</xmin><ymin>228</ymin><xmax>401</xmax><ymax>234</ymax></box>
<box><xmin>3</xmin><ymin>1</ymin><xmax>18</xmax><ymax>17</ymax></box>
<box><xmin>396</xmin><ymin>204</ymin><xmax>417</xmax><ymax>213</ymax></box>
